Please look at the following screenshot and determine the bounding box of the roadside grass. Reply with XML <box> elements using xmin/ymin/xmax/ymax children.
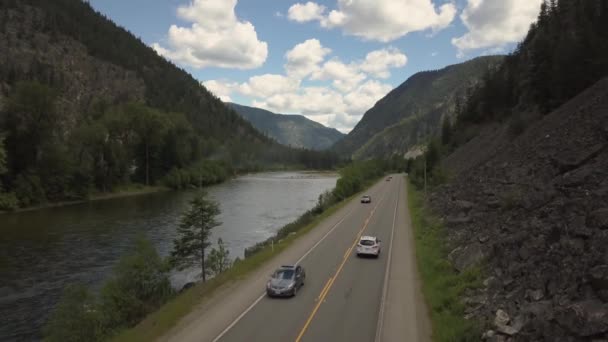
<box><xmin>112</xmin><ymin>178</ymin><xmax>380</xmax><ymax>342</ymax></box>
<box><xmin>407</xmin><ymin>182</ymin><xmax>483</xmax><ymax>342</ymax></box>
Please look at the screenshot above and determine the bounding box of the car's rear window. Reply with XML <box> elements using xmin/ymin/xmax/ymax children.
<box><xmin>360</xmin><ymin>240</ymin><xmax>375</xmax><ymax>246</ymax></box>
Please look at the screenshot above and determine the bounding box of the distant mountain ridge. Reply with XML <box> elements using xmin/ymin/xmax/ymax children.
<box><xmin>332</xmin><ymin>56</ymin><xmax>504</xmax><ymax>159</ymax></box>
<box><xmin>228</xmin><ymin>103</ymin><xmax>344</xmax><ymax>150</ymax></box>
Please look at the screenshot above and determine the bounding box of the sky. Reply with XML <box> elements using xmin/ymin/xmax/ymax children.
<box><xmin>87</xmin><ymin>0</ymin><xmax>542</xmax><ymax>133</ymax></box>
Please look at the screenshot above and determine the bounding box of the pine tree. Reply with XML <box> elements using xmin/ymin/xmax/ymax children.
<box><xmin>170</xmin><ymin>192</ymin><xmax>221</xmax><ymax>282</ymax></box>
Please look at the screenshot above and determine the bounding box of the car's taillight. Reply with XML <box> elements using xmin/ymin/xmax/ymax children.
<box><xmin>372</xmin><ymin>245</ymin><xmax>378</xmax><ymax>249</ymax></box>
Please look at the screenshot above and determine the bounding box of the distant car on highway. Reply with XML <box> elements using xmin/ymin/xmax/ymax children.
<box><xmin>386</xmin><ymin>176</ymin><xmax>392</xmax><ymax>181</ymax></box>
<box><xmin>356</xmin><ymin>236</ymin><xmax>381</xmax><ymax>257</ymax></box>
<box><xmin>266</xmin><ymin>265</ymin><xmax>305</xmax><ymax>297</ymax></box>
<box><xmin>361</xmin><ymin>195</ymin><xmax>372</xmax><ymax>203</ymax></box>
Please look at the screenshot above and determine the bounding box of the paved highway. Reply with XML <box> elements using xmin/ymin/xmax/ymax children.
<box><xmin>163</xmin><ymin>175</ymin><xmax>430</xmax><ymax>342</ymax></box>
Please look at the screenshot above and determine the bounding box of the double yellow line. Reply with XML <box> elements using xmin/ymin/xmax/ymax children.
<box><xmin>295</xmin><ymin>202</ymin><xmax>381</xmax><ymax>341</ymax></box>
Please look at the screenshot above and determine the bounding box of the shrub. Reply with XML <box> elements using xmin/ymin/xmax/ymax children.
<box><xmin>100</xmin><ymin>238</ymin><xmax>173</xmax><ymax>331</ymax></box>
<box><xmin>0</xmin><ymin>192</ymin><xmax>18</xmax><ymax>211</ymax></box>
<box><xmin>43</xmin><ymin>284</ymin><xmax>104</xmax><ymax>342</ymax></box>
<box><xmin>14</xmin><ymin>172</ymin><xmax>46</xmax><ymax>207</ymax></box>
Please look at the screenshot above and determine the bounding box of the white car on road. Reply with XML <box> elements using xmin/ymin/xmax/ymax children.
<box><xmin>356</xmin><ymin>236</ymin><xmax>381</xmax><ymax>257</ymax></box>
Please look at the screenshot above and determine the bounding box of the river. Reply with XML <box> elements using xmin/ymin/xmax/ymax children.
<box><xmin>0</xmin><ymin>171</ymin><xmax>337</xmax><ymax>341</ymax></box>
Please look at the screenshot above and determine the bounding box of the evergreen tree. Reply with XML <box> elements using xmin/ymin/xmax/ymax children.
<box><xmin>170</xmin><ymin>192</ymin><xmax>221</xmax><ymax>281</ymax></box>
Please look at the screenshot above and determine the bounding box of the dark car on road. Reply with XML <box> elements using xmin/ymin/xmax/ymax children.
<box><xmin>266</xmin><ymin>265</ymin><xmax>305</xmax><ymax>297</ymax></box>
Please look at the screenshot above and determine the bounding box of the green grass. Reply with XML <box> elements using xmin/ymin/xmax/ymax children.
<box><xmin>111</xmin><ymin>180</ymin><xmax>377</xmax><ymax>342</ymax></box>
<box><xmin>407</xmin><ymin>182</ymin><xmax>483</xmax><ymax>342</ymax></box>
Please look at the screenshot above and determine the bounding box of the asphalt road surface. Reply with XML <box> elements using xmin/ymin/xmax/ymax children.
<box><xmin>163</xmin><ymin>175</ymin><xmax>430</xmax><ymax>342</ymax></box>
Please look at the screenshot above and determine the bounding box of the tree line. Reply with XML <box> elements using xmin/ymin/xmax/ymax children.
<box><xmin>0</xmin><ymin>81</ymin><xmax>342</xmax><ymax>210</ymax></box>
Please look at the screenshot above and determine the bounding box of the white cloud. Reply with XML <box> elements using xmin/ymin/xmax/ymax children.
<box><xmin>291</xmin><ymin>0</ymin><xmax>456</xmax><ymax>42</ymax></box>
<box><xmin>153</xmin><ymin>0</ymin><xmax>267</xmax><ymax>69</ymax></box>
<box><xmin>452</xmin><ymin>0</ymin><xmax>542</xmax><ymax>54</ymax></box>
<box><xmin>284</xmin><ymin>39</ymin><xmax>332</xmax><ymax>78</ymax></box>
<box><xmin>288</xmin><ymin>2</ymin><xmax>326</xmax><ymax>22</ymax></box>
<box><xmin>203</xmin><ymin>79</ymin><xmax>238</xmax><ymax>102</ymax></box>
<box><xmin>343</xmin><ymin>80</ymin><xmax>393</xmax><ymax>116</ymax></box>
<box><xmin>312</xmin><ymin>58</ymin><xmax>367</xmax><ymax>92</ymax></box>
<box><xmin>238</xmin><ymin>74</ymin><xmax>300</xmax><ymax>98</ymax></box>
<box><xmin>205</xmin><ymin>40</ymin><xmax>406</xmax><ymax>132</ymax></box>
<box><xmin>359</xmin><ymin>47</ymin><xmax>408</xmax><ymax>79</ymax></box>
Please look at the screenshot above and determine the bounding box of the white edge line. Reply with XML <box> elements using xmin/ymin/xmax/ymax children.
<box><xmin>375</xmin><ymin>176</ymin><xmax>400</xmax><ymax>342</ymax></box>
<box><xmin>211</xmin><ymin>202</ymin><xmax>357</xmax><ymax>342</ymax></box>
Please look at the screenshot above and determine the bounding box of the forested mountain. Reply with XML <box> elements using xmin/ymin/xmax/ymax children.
<box><xmin>0</xmin><ymin>0</ymin><xmax>338</xmax><ymax>209</ymax></box>
<box><xmin>228</xmin><ymin>103</ymin><xmax>344</xmax><ymax>150</ymax></box>
<box><xmin>453</xmin><ymin>0</ymin><xmax>608</xmax><ymax>132</ymax></box>
<box><xmin>332</xmin><ymin>56</ymin><xmax>503</xmax><ymax>159</ymax></box>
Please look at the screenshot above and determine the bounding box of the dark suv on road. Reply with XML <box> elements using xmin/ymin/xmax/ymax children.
<box><xmin>266</xmin><ymin>265</ymin><xmax>305</xmax><ymax>297</ymax></box>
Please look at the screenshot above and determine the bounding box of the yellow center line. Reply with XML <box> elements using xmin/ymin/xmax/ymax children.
<box><xmin>317</xmin><ymin>277</ymin><xmax>333</xmax><ymax>301</ymax></box>
<box><xmin>343</xmin><ymin>247</ymin><xmax>352</xmax><ymax>260</ymax></box>
<box><xmin>295</xmin><ymin>191</ymin><xmax>386</xmax><ymax>342</ymax></box>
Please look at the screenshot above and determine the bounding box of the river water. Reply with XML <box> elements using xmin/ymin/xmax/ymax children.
<box><xmin>0</xmin><ymin>171</ymin><xmax>337</xmax><ymax>341</ymax></box>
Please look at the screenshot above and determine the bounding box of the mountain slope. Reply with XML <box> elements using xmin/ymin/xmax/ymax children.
<box><xmin>410</xmin><ymin>1</ymin><xmax>608</xmax><ymax>340</ymax></box>
<box><xmin>0</xmin><ymin>0</ymin><xmax>335</xmax><ymax>207</ymax></box>
<box><xmin>228</xmin><ymin>103</ymin><xmax>344</xmax><ymax>150</ymax></box>
<box><xmin>333</xmin><ymin>56</ymin><xmax>503</xmax><ymax>159</ymax></box>
<box><xmin>431</xmin><ymin>77</ymin><xmax>608</xmax><ymax>341</ymax></box>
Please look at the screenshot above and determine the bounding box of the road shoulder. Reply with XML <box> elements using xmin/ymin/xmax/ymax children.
<box><xmin>378</xmin><ymin>178</ymin><xmax>432</xmax><ymax>342</ymax></box>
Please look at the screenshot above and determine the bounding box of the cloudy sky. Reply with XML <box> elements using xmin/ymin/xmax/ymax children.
<box><xmin>88</xmin><ymin>0</ymin><xmax>542</xmax><ymax>132</ymax></box>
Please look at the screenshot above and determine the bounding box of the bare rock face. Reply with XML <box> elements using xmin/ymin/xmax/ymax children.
<box><xmin>588</xmin><ymin>209</ymin><xmax>608</xmax><ymax>230</ymax></box>
<box><xmin>448</xmin><ymin>243</ymin><xmax>484</xmax><ymax>272</ymax></box>
<box><xmin>555</xmin><ymin>301</ymin><xmax>608</xmax><ymax>337</ymax></box>
<box><xmin>431</xmin><ymin>78</ymin><xmax>608</xmax><ymax>340</ymax></box>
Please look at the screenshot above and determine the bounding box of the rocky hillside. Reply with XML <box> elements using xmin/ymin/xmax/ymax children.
<box><xmin>228</xmin><ymin>103</ymin><xmax>344</xmax><ymax>150</ymax></box>
<box><xmin>430</xmin><ymin>77</ymin><xmax>608</xmax><ymax>341</ymax></box>
<box><xmin>332</xmin><ymin>56</ymin><xmax>503</xmax><ymax>159</ymax></box>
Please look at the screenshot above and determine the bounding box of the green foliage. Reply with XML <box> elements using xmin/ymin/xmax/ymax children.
<box><xmin>441</xmin><ymin>117</ymin><xmax>452</xmax><ymax>146</ymax></box>
<box><xmin>207</xmin><ymin>238</ymin><xmax>231</xmax><ymax>276</ymax></box>
<box><xmin>100</xmin><ymin>238</ymin><xmax>173</xmax><ymax>331</ymax></box>
<box><xmin>14</xmin><ymin>171</ymin><xmax>46</xmax><ymax>207</ymax></box>
<box><xmin>457</xmin><ymin>0</ymin><xmax>608</xmax><ymax>127</ymax></box>
<box><xmin>171</xmin><ymin>193</ymin><xmax>221</xmax><ymax>281</ymax></box>
<box><xmin>407</xmin><ymin>184</ymin><xmax>482</xmax><ymax>341</ymax></box>
<box><xmin>0</xmin><ymin>192</ymin><xmax>18</xmax><ymax>211</ymax></box>
<box><xmin>43</xmin><ymin>284</ymin><xmax>104</xmax><ymax>342</ymax></box>
<box><xmin>163</xmin><ymin>160</ymin><xmax>232</xmax><ymax>190</ymax></box>
<box><xmin>0</xmin><ymin>135</ymin><xmax>6</xmax><ymax>176</ymax></box>
<box><xmin>406</xmin><ymin>138</ymin><xmax>449</xmax><ymax>190</ymax></box>
<box><xmin>44</xmin><ymin>238</ymin><xmax>172</xmax><ymax>341</ymax></box>
<box><xmin>332</xmin><ymin>160</ymin><xmax>385</xmax><ymax>200</ymax></box>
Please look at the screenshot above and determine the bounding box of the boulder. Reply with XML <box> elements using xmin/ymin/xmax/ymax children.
<box><xmin>494</xmin><ymin>309</ymin><xmax>524</xmax><ymax>336</ymax></box>
<box><xmin>527</xmin><ymin>289</ymin><xmax>545</xmax><ymax>301</ymax></box>
<box><xmin>455</xmin><ymin>200</ymin><xmax>475</xmax><ymax>213</ymax></box>
<box><xmin>555</xmin><ymin>300</ymin><xmax>608</xmax><ymax>337</ymax></box>
<box><xmin>588</xmin><ymin>208</ymin><xmax>608</xmax><ymax>229</ymax></box>
<box><xmin>180</xmin><ymin>282</ymin><xmax>197</xmax><ymax>293</ymax></box>
<box><xmin>483</xmin><ymin>276</ymin><xmax>500</xmax><ymax>288</ymax></box>
<box><xmin>448</xmin><ymin>243</ymin><xmax>485</xmax><ymax>272</ymax></box>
